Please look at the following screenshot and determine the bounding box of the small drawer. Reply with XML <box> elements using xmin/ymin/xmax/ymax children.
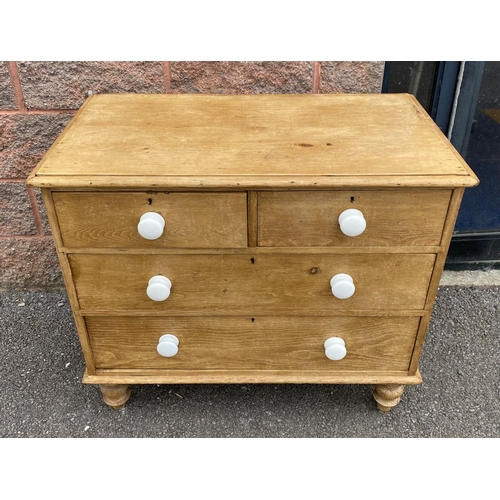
<box><xmin>86</xmin><ymin>316</ymin><xmax>420</xmax><ymax>371</ymax></box>
<box><xmin>69</xmin><ymin>253</ymin><xmax>435</xmax><ymax>313</ymax></box>
<box><xmin>52</xmin><ymin>191</ymin><xmax>248</xmax><ymax>248</ymax></box>
<box><xmin>258</xmin><ymin>190</ymin><xmax>451</xmax><ymax>247</ymax></box>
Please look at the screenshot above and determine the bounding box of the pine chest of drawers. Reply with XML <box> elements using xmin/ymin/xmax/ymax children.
<box><xmin>27</xmin><ymin>94</ymin><xmax>478</xmax><ymax>411</ymax></box>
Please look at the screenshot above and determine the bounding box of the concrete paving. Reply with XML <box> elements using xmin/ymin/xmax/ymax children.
<box><xmin>441</xmin><ymin>269</ymin><xmax>500</xmax><ymax>286</ymax></box>
<box><xmin>1</xmin><ymin>279</ymin><xmax>499</xmax><ymax>438</ymax></box>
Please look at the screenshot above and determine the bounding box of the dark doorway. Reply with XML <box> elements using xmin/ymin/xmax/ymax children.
<box><xmin>383</xmin><ymin>61</ymin><xmax>500</xmax><ymax>269</ymax></box>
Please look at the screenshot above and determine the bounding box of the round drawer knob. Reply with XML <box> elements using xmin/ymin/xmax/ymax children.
<box><xmin>138</xmin><ymin>212</ymin><xmax>165</xmax><ymax>240</ymax></box>
<box><xmin>330</xmin><ymin>273</ymin><xmax>355</xmax><ymax>299</ymax></box>
<box><xmin>324</xmin><ymin>337</ymin><xmax>347</xmax><ymax>361</ymax></box>
<box><xmin>338</xmin><ymin>209</ymin><xmax>366</xmax><ymax>237</ymax></box>
<box><xmin>147</xmin><ymin>275</ymin><xmax>172</xmax><ymax>301</ymax></box>
<box><xmin>157</xmin><ymin>334</ymin><xmax>179</xmax><ymax>357</ymax></box>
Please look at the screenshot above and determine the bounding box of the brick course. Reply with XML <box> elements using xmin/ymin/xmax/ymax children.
<box><xmin>171</xmin><ymin>61</ymin><xmax>314</xmax><ymax>94</ymax></box>
<box><xmin>320</xmin><ymin>61</ymin><xmax>384</xmax><ymax>93</ymax></box>
<box><xmin>0</xmin><ymin>182</ymin><xmax>38</xmax><ymax>236</ymax></box>
<box><xmin>0</xmin><ymin>113</ymin><xmax>73</xmax><ymax>178</ymax></box>
<box><xmin>0</xmin><ymin>62</ymin><xmax>17</xmax><ymax>109</ymax></box>
<box><xmin>18</xmin><ymin>61</ymin><xmax>165</xmax><ymax>109</ymax></box>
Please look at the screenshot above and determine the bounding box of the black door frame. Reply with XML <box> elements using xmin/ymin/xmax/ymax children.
<box><xmin>383</xmin><ymin>61</ymin><xmax>500</xmax><ymax>270</ymax></box>
<box><xmin>445</xmin><ymin>62</ymin><xmax>500</xmax><ymax>270</ymax></box>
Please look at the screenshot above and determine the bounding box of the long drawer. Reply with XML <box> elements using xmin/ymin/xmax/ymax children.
<box><xmin>86</xmin><ymin>316</ymin><xmax>421</xmax><ymax>371</ymax></box>
<box><xmin>52</xmin><ymin>191</ymin><xmax>248</xmax><ymax>248</ymax></box>
<box><xmin>70</xmin><ymin>253</ymin><xmax>435</xmax><ymax>312</ymax></box>
<box><xmin>258</xmin><ymin>190</ymin><xmax>451</xmax><ymax>247</ymax></box>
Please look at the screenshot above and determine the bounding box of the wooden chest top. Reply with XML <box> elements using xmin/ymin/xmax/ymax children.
<box><xmin>27</xmin><ymin>93</ymin><xmax>478</xmax><ymax>189</ymax></box>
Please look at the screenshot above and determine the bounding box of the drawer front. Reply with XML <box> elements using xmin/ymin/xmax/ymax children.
<box><xmin>70</xmin><ymin>253</ymin><xmax>435</xmax><ymax>312</ymax></box>
<box><xmin>258</xmin><ymin>190</ymin><xmax>451</xmax><ymax>247</ymax></box>
<box><xmin>86</xmin><ymin>316</ymin><xmax>420</xmax><ymax>371</ymax></box>
<box><xmin>52</xmin><ymin>192</ymin><xmax>248</xmax><ymax>248</ymax></box>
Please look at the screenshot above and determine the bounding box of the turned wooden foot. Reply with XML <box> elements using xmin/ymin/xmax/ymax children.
<box><xmin>99</xmin><ymin>384</ymin><xmax>131</xmax><ymax>409</ymax></box>
<box><xmin>373</xmin><ymin>384</ymin><xmax>405</xmax><ymax>412</ymax></box>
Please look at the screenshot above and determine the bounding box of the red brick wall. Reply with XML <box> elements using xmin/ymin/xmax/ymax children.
<box><xmin>0</xmin><ymin>61</ymin><xmax>384</xmax><ymax>290</ymax></box>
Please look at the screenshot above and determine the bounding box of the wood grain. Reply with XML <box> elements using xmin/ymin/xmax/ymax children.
<box><xmin>69</xmin><ymin>253</ymin><xmax>436</xmax><ymax>313</ymax></box>
<box><xmin>247</xmin><ymin>191</ymin><xmax>258</xmax><ymax>247</ymax></box>
<box><xmin>78</xmin><ymin>309</ymin><xmax>427</xmax><ymax>318</ymax></box>
<box><xmin>41</xmin><ymin>189</ymin><xmax>96</xmax><ymax>374</ymax></box>
<box><xmin>258</xmin><ymin>189</ymin><xmax>451</xmax><ymax>247</ymax></box>
<box><xmin>99</xmin><ymin>384</ymin><xmax>131</xmax><ymax>409</ymax></box>
<box><xmin>28</xmin><ymin>174</ymin><xmax>479</xmax><ymax>189</ymax></box>
<box><xmin>60</xmin><ymin>246</ymin><xmax>443</xmax><ymax>256</ymax></box>
<box><xmin>86</xmin><ymin>316</ymin><xmax>420</xmax><ymax>371</ymax></box>
<box><xmin>83</xmin><ymin>368</ymin><xmax>423</xmax><ymax>385</ymax></box>
<box><xmin>373</xmin><ymin>384</ymin><xmax>405</xmax><ymax>411</ymax></box>
<box><xmin>28</xmin><ymin>94</ymin><xmax>478</xmax><ymax>187</ymax></box>
<box><xmin>52</xmin><ymin>192</ymin><xmax>247</xmax><ymax>248</ymax></box>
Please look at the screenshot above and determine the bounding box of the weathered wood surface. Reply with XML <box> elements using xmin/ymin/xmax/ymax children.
<box><xmin>258</xmin><ymin>189</ymin><xmax>451</xmax><ymax>247</ymax></box>
<box><xmin>27</xmin><ymin>94</ymin><xmax>479</xmax><ymax>188</ymax></box>
<box><xmin>69</xmin><ymin>253</ymin><xmax>436</xmax><ymax>313</ymax></box>
<box><xmin>53</xmin><ymin>191</ymin><xmax>248</xmax><ymax>248</ymax></box>
<box><xmin>87</xmin><ymin>315</ymin><xmax>420</xmax><ymax>371</ymax></box>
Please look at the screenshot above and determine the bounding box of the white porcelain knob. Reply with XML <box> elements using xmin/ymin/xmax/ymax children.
<box><xmin>157</xmin><ymin>334</ymin><xmax>179</xmax><ymax>357</ymax></box>
<box><xmin>330</xmin><ymin>274</ymin><xmax>355</xmax><ymax>299</ymax></box>
<box><xmin>324</xmin><ymin>337</ymin><xmax>347</xmax><ymax>361</ymax></box>
<box><xmin>338</xmin><ymin>209</ymin><xmax>366</xmax><ymax>237</ymax></box>
<box><xmin>147</xmin><ymin>276</ymin><xmax>172</xmax><ymax>301</ymax></box>
<box><xmin>138</xmin><ymin>212</ymin><xmax>165</xmax><ymax>240</ymax></box>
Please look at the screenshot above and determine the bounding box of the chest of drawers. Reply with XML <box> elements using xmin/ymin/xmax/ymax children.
<box><xmin>27</xmin><ymin>94</ymin><xmax>478</xmax><ymax>411</ymax></box>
